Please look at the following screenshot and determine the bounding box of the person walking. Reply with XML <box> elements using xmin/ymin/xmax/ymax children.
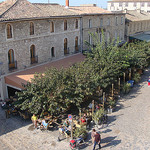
<box><xmin>91</xmin><ymin>129</ymin><xmax>96</xmax><ymax>143</ymax></box>
<box><xmin>93</xmin><ymin>131</ymin><xmax>101</xmax><ymax>150</ymax></box>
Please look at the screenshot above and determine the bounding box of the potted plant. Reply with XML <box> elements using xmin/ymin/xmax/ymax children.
<box><xmin>73</xmin><ymin>127</ymin><xmax>88</xmax><ymax>140</ymax></box>
<box><xmin>122</xmin><ymin>83</ymin><xmax>131</xmax><ymax>94</ymax></box>
<box><xmin>133</xmin><ymin>73</ymin><xmax>141</xmax><ymax>83</ymax></box>
<box><xmin>92</xmin><ymin>108</ymin><xmax>105</xmax><ymax>127</ymax></box>
<box><xmin>107</xmin><ymin>99</ymin><xmax>116</xmax><ymax>114</ymax></box>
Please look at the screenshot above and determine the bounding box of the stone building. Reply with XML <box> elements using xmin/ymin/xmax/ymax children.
<box><xmin>69</xmin><ymin>5</ymin><xmax>125</xmax><ymax>50</ymax></box>
<box><xmin>107</xmin><ymin>0</ymin><xmax>150</xmax><ymax>12</ymax></box>
<box><xmin>124</xmin><ymin>10</ymin><xmax>150</xmax><ymax>42</ymax></box>
<box><xmin>0</xmin><ymin>0</ymin><xmax>125</xmax><ymax>100</ymax></box>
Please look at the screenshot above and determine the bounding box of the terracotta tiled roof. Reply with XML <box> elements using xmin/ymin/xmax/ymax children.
<box><xmin>69</xmin><ymin>6</ymin><xmax>111</xmax><ymax>15</ymax></box>
<box><xmin>125</xmin><ymin>10</ymin><xmax>150</xmax><ymax>21</ymax></box>
<box><xmin>0</xmin><ymin>0</ymin><xmax>78</xmax><ymax>22</ymax></box>
<box><xmin>0</xmin><ymin>0</ymin><xmax>112</xmax><ymax>21</ymax></box>
<box><xmin>5</xmin><ymin>53</ymin><xmax>85</xmax><ymax>89</ymax></box>
<box><xmin>0</xmin><ymin>0</ymin><xmax>46</xmax><ymax>21</ymax></box>
<box><xmin>33</xmin><ymin>3</ymin><xmax>78</xmax><ymax>17</ymax></box>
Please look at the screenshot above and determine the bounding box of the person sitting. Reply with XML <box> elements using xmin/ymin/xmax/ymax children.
<box><xmin>59</xmin><ymin>125</ymin><xmax>65</xmax><ymax>133</ymax></box>
<box><xmin>40</xmin><ymin>119</ymin><xmax>49</xmax><ymax>130</ymax></box>
<box><xmin>81</xmin><ymin>116</ymin><xmax>87</xmax><ymax>125</ymax></box>
<box><xmin>63</xmin><ymin>119</ymin><xmax>70</xmax><ymax>128</ymax></box>
<box><xmin>31</xmin><ymin>114</ymin><xmax>38</xmax><ymax>128</ymax></box>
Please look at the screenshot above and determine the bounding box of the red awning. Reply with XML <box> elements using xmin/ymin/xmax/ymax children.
<box><xmin>5</xmin><ymin>53</ymin><xmax>85</xmax><ymax>89</ymax></box>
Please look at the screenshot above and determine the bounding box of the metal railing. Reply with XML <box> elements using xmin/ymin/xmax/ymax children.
<box><xmin>8</xmin><ymin>60</ymin><xmax>17</xmax><ymax>70</ymax></box>
<box><xmin>64</xmin><ymin>45</ymin><xmax>81</xmax><ymax>55</ymax></box>
<box><xmin>31</xmin><ymin>55</ymin><xmax>38</xmax><ymax>64</ymax></box>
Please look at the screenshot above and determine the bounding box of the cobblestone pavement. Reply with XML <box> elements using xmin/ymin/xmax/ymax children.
<box><xmin>0</xmin><ymin>67</ymin><xmax>150</xmax><ymax>150</ymax></box>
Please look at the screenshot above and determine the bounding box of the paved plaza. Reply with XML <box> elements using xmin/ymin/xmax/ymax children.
<box><xmin>0</xmin><ymin>67</ymin><xmax>150</xmax><ymax>150</ymax></box>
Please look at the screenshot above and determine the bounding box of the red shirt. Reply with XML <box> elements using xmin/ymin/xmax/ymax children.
<box><xmin>81</xmin><ymin>118</ymin><xmax>86</xmax><ymax>123</ymax></box>
<box><xmin>94</xmin><ymin>133</ymin><xmax>101</xmax><ymax>142</ymax></box>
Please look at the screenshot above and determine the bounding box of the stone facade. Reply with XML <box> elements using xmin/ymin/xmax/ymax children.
<box><xmin>124</xmin><ymin>10</ymin><xmax>150</xmax><ymax>41</ymax></box>
<box><xmin>0</xmin><ymin>18</ymin><xmax>80</xmax><ymax>75</ymax></box>
<box><xmin>82</xmin><ymin>14</ymin><xmax>125</xmax><ymax>50</ymax></box>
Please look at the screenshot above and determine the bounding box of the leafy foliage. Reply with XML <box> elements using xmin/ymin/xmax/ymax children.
<box><xmin>15</xmin><ymin>32</ymin><xmax>150</xmax><ymax>117</ymax></box>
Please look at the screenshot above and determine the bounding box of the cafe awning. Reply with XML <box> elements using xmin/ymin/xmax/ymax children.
<box><xmin>5</xmin><ymin>53</ymin><xmax>85</xmax><ymax>89</ymax></box>
<box><xmin>129</xmin><ymin>31</ymin><xmax>150</xmax><ymax>42</ymax></box>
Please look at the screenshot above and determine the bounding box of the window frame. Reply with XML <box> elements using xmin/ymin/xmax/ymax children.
<box><xmin>51</xmin><ymin>47</ymin><xmax>55</xmax><ymax>57</ymax></box>
<box><xmin>64</xmin><ymin>38</ymin><xmax>68</xmax><ymax>54</ymax></box>
<box><xmin>6</xmin><ymin>24</ymin><xmax>13</xmax><ymax>39</ymax></box>
<box><xmin>89</xmin><ymin>19</ymin><xmax>92</xmax><ymax>28</ymax></box>
<box><xmin>64</xmin><ymin>20</ymin><xmax>67</xmax><ymax>31</ymax></box>
<box><xmin>50</xmin><ymin>21</ymin><xmax>54</xmax><ymax>33</ymax></box>
<box><xmin>115</xmin><ymin>16</ymin><xmax>118</xmax><ymax>26</ymax></box>
<box><xmin>30</xmin><ymin>22</ymin><xmax>34</xmax><ymax>35</ymax></box>
<box><xmin>100</xmin><ymin>18</ymin><xmax>103</xmax><ymax>27</ymax></box>
<box><xmin>75</xmin><ymin>36</ymin><xmax>79</xmax><ymax>52</ymax></box>
<box><xmin>75</xmin><ymin>19</ymin><xmax>78</xmax><ymax>29</ymax></box>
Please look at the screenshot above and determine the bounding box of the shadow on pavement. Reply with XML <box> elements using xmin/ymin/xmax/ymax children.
<box><xmin>101</xmin><ymin>136</ymin><xmax>121</xmax><ymax>148</ymax></box>
<box><xmin>0</xmin><ymin>107</ymin><xmax>31</xmax><ymax>136</ymax></box>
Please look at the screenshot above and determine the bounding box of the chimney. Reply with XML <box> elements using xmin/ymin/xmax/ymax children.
<box><xmin>66</xmin><ymin>0</ymin><xmax>69</xmax><ymax>8</ymax></box>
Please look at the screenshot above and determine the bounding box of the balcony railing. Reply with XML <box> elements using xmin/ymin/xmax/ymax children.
<box><xmin>31</xmin><ymin>55</ymin><xmax>38</xmax><ymax>64</ymax></box>
<box><xmin>64</xmin><ymin>48</ymin><xmax>70</xmax><ymax>55</ymax></box>
<box><xmin>75</xmin><ymin>45</ymin><xmax>81</xmax><ymax>53</ymax></box>
<box><xmin>8</xmin><ymin>61</ymin><xmax>17</xmax><ymax>70</ymax></box>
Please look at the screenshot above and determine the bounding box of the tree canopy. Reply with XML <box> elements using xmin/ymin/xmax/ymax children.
<box><xmin>15</xmin><ymin>33</ymin><xmax>150</xmax><ymax>117</ymax></box>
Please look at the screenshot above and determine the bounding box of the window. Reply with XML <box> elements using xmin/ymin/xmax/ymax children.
<box><xmin>75</xmin><ymin>19</ymin><xmax>78</xmax><ymax>29</ymax></box>
<box><xmin>51</xmin><ymin>47</ymin><xmax>55</xmax><ymax>57</ymax></box>
<box><xmin>125</xmin><ymin>2</ymin><xmax>128</xmax><ymax>7</ymax></box>
<box><xmin>111</xmin><ymin>3</ymin><xmax>114</xmax><ymax>7</ymax></box>
<box><xmin>100</xmin><ymin>33</ymin><xmax>102</xmax><ymax>43</ymax></box>
<box><xmin>64</xmin><ymin>20</ymin><xmax>67</xmax><ymax>31</ymax></box>
<box><xmin>115</xmin><ymin>31</ymin><xmax>118</xmax><ymax>40</ymax></box>
<box><xmin>141</xmin><ymin>2</ymin><xmax>144</xmax><ymax>7</ymax></box>
<box><xmin>30</xmin><ymin>22</ymin><xmax>34</xmax><ymax>35</ymax></box>
<box><xmin>89</xmin><ymin>19</ymin><xmax>92</xmax><ymax>28</ymax></box>
<box><xmin>134</xmin><ymin>2</ymin><xmax>137</xmax><ymax>7</ymax></box>
<box><xmin>107</xmin><ymin>18</ymin><xmax>110</xmax><ymax>26</ymax></box>
<box><xmin>121</xmin><ymin>16</ymin><xmax>124</xmax><ymax>25</ymax></box>
<box><xmin>107</xmin><ymin>32</ymin><xmax>110</xmax><ymax>42</ymax></box>
<box><xmin>50</xmin><ymin>21</ymin><xmax>54</xmax><ymax>33</ymax></box>
<box><xmin>8</xmin><ymin>49</ymin><xmax>16</xmax><ymax>70</ymax></box>
<box><xmin>8</xmin><ymin>49</ymin><xmax>14</xmax><ymax>64</ymax></box>
<box><xmin>100</xmin><ymin>18</ymin><xmax>103</xmax><ymax>27</ymax></box>
<box><xmin>119</xmin><ymin>3</ymin><xmax>122</xmax><ymax>7</ymax></box>
<box><xmin>115</xmin><ymin>17</ymin><xmax>118</xmax><ymax>26</ymax></box>
<box><xmin>120</xmin><ymin>30</ymin><xmax>123</xmax><ymax>40</ymax></box>
<box><xmin>7</xmin><ymin>24</ymin><xmax>12</xmax><ymax>39</ymax></box>
<box><xmin>75</xmin><ymin>36</ymin><xmax>79</xmax><ymax>52</ymax></box>
<box><xmin>30</xmin><ymin>45</ymin><xmax>37</xmax><ymax>64</ymax></box>
<box><xmin>89</xmin><ymin>35</ymin><xmax>92</xmax><ymax>44</ymax></box>
<box><xmin>64</xmin><ymin>38</ymin><xmax>68</xmax><ymax>55</ymax></box>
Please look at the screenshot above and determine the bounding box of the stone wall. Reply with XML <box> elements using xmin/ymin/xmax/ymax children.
<box><xmin>82</xmin><ymin>14</ymin><xmax>125</xmax><ymax>50</ymax></box>
<box><xmin>0</xmin><ymin>17</ymin><xmax>80</xmax><ymax>75</ymax></box>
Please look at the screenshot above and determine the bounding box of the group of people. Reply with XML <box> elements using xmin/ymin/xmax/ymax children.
<box><xmin>31</xmin><ymin>114</ymin><xmax>49</xmax><ymax>130</ymax></box>
<box><xmin>59</xmin><ymin>119</ymin><xmax>72</xmax><ymax>138</ymax></box>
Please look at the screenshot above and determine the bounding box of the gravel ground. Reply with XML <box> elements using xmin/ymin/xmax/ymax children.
<box><xmin>0</xmin><ymin>67</ymin><xmax>150</xmax><ymax>150</ymax></box>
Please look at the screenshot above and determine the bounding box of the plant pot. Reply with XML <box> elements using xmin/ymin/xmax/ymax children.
<box><xmin>107</xmin><ymin>108</ymin><xmax>113</xmax><ymax>114</ymax></box>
